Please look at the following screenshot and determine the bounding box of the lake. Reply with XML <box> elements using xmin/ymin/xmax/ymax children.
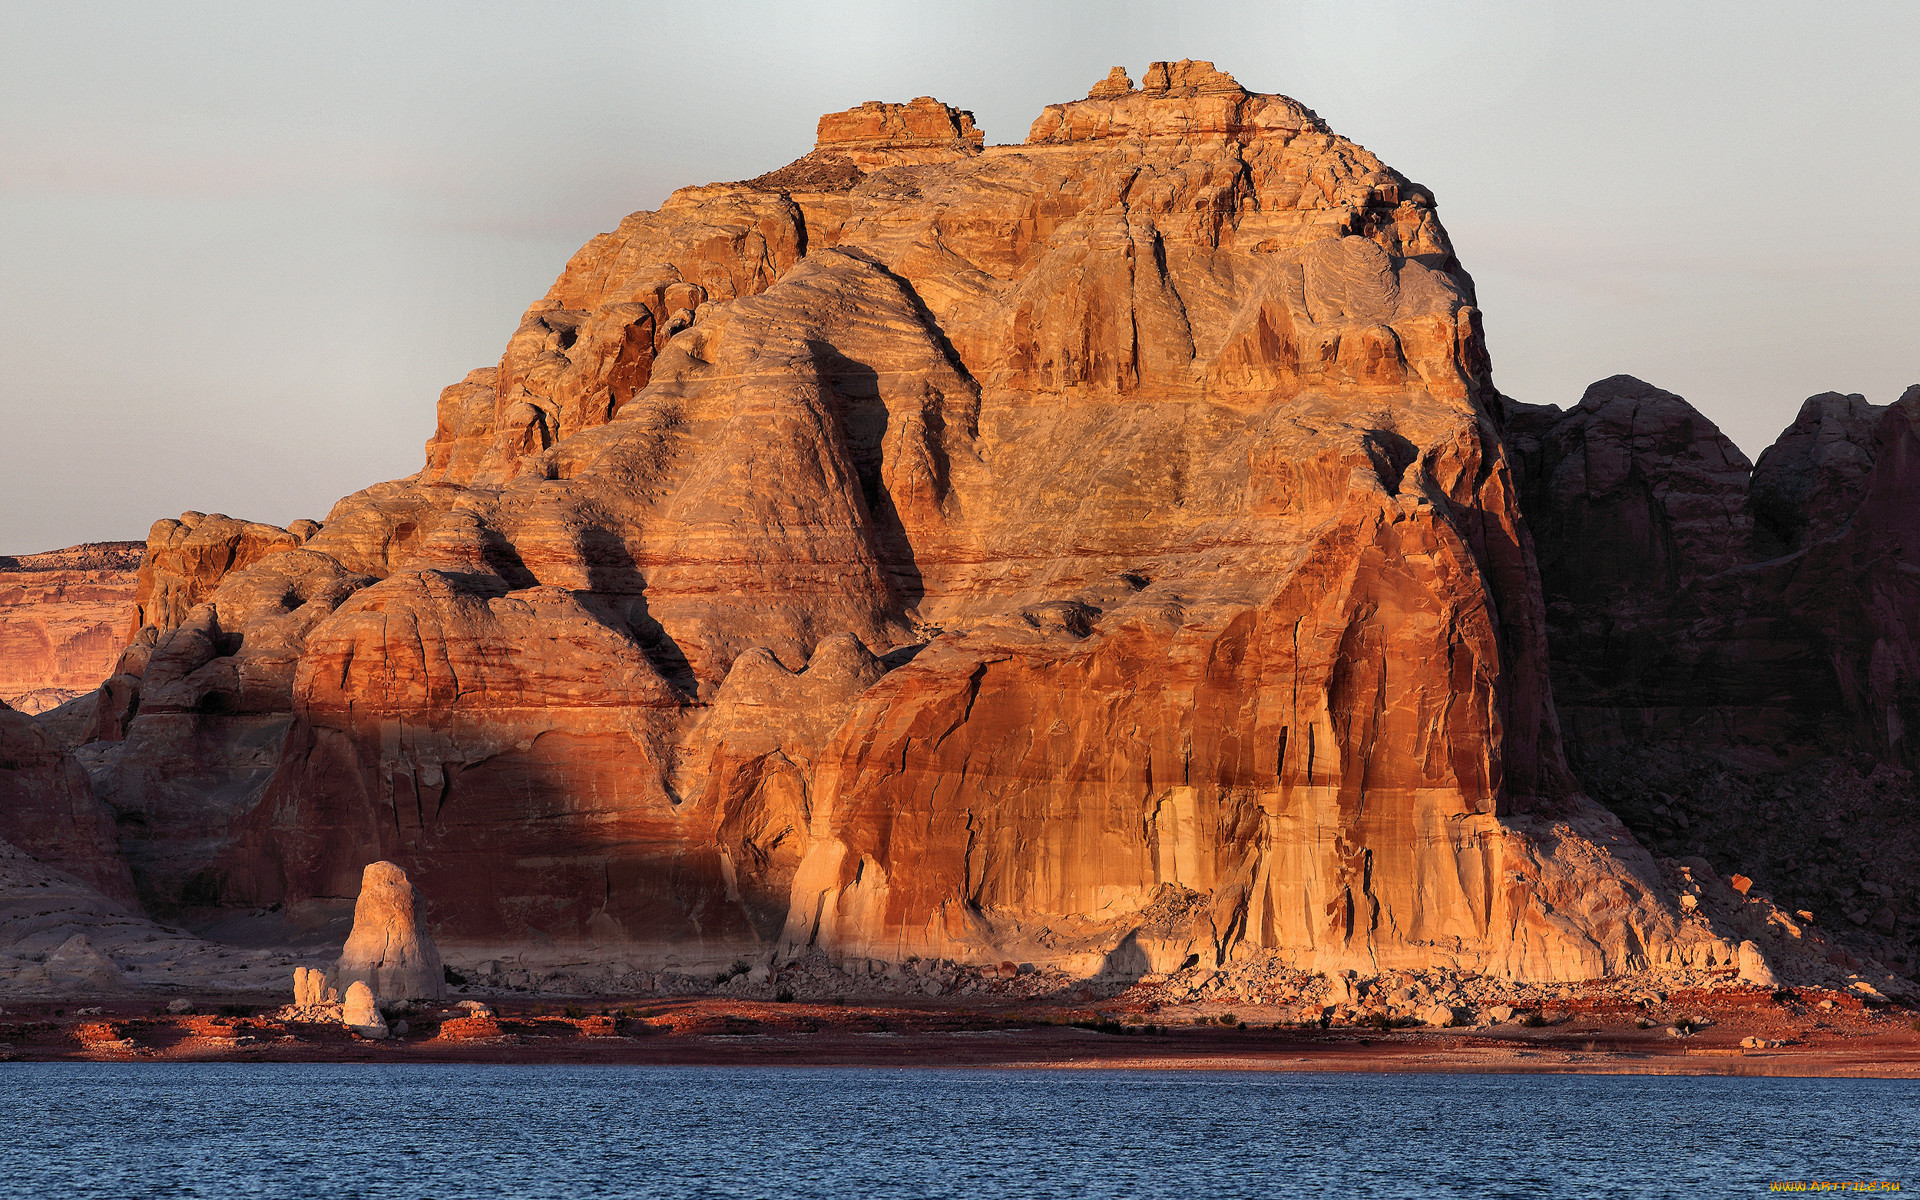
<box><xmin>2</xmin><ymin>1064</ymin><xmax>1913</xmax><ymax>1197</ymax></box>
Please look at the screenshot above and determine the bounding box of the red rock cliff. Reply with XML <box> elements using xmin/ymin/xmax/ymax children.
<box><xmin>87</xmin><ymin>62</ymin><xmax>1694</xmax><ymax>980</ymax></box>
<box><xmin>0</xmin><ymin>542</ymin><xmax>141</xmax><ymax>714</ymax></box>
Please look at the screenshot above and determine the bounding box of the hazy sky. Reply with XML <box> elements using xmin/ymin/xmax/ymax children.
<box><xmin>3</xmin><ymin>1</ymin><xmax>1915</xmax><ymax>554</ymax></box>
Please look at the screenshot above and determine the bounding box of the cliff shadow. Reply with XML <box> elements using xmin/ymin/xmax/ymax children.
<box><xmin>1094</xmin><ymin>930</ymin><xmax>1152</xmax><ymax>986</ymax></box>
<box><xmin>577</xmin><ymin>525</ymin><xmax>696</xmax><ymax>700</ymax></box>
<box><xmin>807</xmin><ymin>339</ymin><xmax>926</xmax><ymax>613</ymax></box>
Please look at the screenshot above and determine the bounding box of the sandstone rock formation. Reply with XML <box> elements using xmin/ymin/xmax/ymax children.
<box><xmin>0</xmin><ymin>837</ymin><xmax>294</xmax><ymax>998</ymax></box>
<box><xmin>1507</xmin><ymin>378</ymin><xmax>1920</xmax><ymax>974</ymax></box>
<box><xmin>341</xmin><ymin>979</ymin><xmax>387</xmax><ymax>1037</ymax></box>
<box><xmin>1736</xmin><ymin>940</ymin><xmax>1779</xmax><ymax>989</ymax></box>
<box><xmin>128</xmin><ymin>512</ymin><xmax>319</xmax><ymax>638</ymax></box>
<box><xmin>73</xmin><ymin>521</ymin><xmax>369</xmax><ymax>912</ymax></box>
<box><xmin>1749</xmin><ymin>391</ymin><xmax>1887</xmax><ymax>557</ymax></box>
<box><xmin>0</xmin><ymin>700</ymin><xmax>134</xmax><ymax>902</ymax></box>
<box><xmin>290</xmin><ymin>964</ymin><xmax>341</xmax><ymax>1010</ymax></box>
<box><xmin>47</xmin><ymin>61</ymin><xmax>1857</xmax><ymax>986</ymax></box>
<box><xmin>0</xmin><ymin>542</ymin><xmax>140</xmax><ymax>713</ymax></box>
<box><xmin>43</xmin><ymin>933</ymin><xmax>126</xmax><ymax>994</ymax></box>
<box><xmin>335</xmin><ymin>861</ymin><xmax>444</xmax><ymax>1001</ymax></box>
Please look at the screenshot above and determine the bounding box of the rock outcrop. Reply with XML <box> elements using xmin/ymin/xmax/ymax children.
<box><xmin>292</xmin><ymin>964</ymin><xmax>335</xmax><ymax>1008</ymax></box>
<box><xmin>0</xmin><ymin>837</ymin><xmax>294</xmax><ymax>998</ymax></box>
<box><xmin>334</xmin><ymin>861</ymin><xmax>444</xmax><ymax>1001</ymax></box>
<box><xmin>0</xmin><ymin>700</ymin><xmax>134</xmax><ymax>902</ymax></box>
<box><xmin>42</xmin><ymin>933</ymin><xmax>126</xmax><ymax>994</ymax></box>
<box><xmin>127</xmin><ymin>512</ymin><xmax>320</xmax><ymax>638</ymax></box>
<box><xmin>0</xmin><ymin>542</ymin><xmax>141</xmax><ymax>713</ymax></box>
<box><xmin>55</xmin><ymin>61</ymin><xmax>1804</xmax><ymax>984</ymax></box>
<box><xmin>73</xmin><ymin>521</ymin><xmax>371</xmax><ymax>913</ymax></box>
<box><xmin>1508</xmin><ymin>378</ymin><xmax>1920</xmax><ymax>975</ymax></box>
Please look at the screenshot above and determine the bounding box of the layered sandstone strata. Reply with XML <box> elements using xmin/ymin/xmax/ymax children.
<box><xmin>0</xmin><ymin>542</ymin><xmax>141</xmax><ymax>713</ymax></box>
<box><xmin>78</xmin><ymin>62</ymin><xmax>1704</xmax><ymax>981</ymax></box>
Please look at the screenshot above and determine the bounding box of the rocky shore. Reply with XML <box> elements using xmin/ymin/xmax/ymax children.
<box><xmin>5</xmin><ymin>982</ymin><xmax>1914</xmax><ymax>1079</ymax></box>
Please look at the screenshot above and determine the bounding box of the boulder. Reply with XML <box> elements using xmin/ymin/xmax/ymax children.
<box><xmin>335</xmin><ymin>861</ymin><xmax>444</xmax><ymax>1001</ymax></box>
<box><xmin>1737</xmin><ymin>941</ymin><xmax>1779</xmax><ymax>989</ymax></box>
<box><xmin>341</xmin><ymin>980</ymin><xmax>387</xmax><ymax>1038</ymax></box>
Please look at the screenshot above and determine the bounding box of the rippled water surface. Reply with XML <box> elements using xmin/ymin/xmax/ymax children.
<box><xmin>2</xmin><ymin>1064</ymin><xmax>1915</xmax><ymax>1198</ymax></box>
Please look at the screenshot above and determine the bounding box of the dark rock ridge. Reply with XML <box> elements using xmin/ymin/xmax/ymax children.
<box><xmin>1507</xmin><ymin>377</ymin><xmax>1920</xmax><ymax>973</ymax></box>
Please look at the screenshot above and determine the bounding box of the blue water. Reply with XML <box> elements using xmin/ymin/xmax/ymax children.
<box><xmin>2</xmin><ymin>1064</ymin><xmax>1914</xmax><ymax>1197</ymax></box>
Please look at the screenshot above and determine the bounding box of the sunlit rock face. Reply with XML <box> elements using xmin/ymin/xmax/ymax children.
<box><xmin>335</xmin><ymin>861</ymin><xmax>445</xmax><ymax>1002</ymax></box>
<box><xmin>0</xmin><ymin>542</ymin><xmax>141</xmax><ymax>715</ymax></box>
<box><xmin>84</xmin><ymin>61</ymin><xmax>1692</xmax><ymax>980</ymax></box>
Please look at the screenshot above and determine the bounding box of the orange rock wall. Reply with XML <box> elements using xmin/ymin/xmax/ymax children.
<box><xmin>85</xmin><ymin>62</ymin><xmax>1688</xmax><ymax>978</ymax></box>
<box><xmin>0</xmin><ymin>543</ymin><xmax>141</xmax><ymax>714</ymax></box>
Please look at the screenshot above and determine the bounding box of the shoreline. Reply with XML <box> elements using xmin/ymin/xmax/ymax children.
<box><xmin>7</xmin><ymin>989</ymin><xmax>1918</xmax><ymax>1079</ymax></box>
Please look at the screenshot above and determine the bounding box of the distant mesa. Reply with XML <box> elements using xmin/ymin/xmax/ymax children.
<box><xmin>0</xmin><ymin>541</ymin><xmax>142</xmax><ymax>715</ymax></box>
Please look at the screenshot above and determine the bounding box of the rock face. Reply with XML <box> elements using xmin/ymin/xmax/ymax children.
<box><xmin>1508</xmin><ymin>378</ymin><xmax>1920</xmax><ymax>973</ymax></box>
<box><xmin>0</xmin><ymin>836</ymin><xmax>304</xmax><ymax>998</ymax></box>
<box><xmin>74</xmin><ymin>516</ymin><xmax>367</xmax><ymax>913</ymax></box>
<box><xmin>73</xmin><ymin>61</ymin><xmax>1721</xmax><ymax>982</ymax></box>
<box><xmin>335</xmin><ymin>861</ymin><xmax>444</xmax><ymax>1001</ymax></box>
<box><xmin>0</xmin><ymin>700</ymin><xmax>135</xmax><ymax>902</ymax></box>
<box><xmin>1749</xmin><ymin>392</ymin><xmax>1886</xmax><ymax>557</ymax></box>
<box><xmin>0</xmin><ymin>542</ymin><xmax>141</xmax><ymax>713</ymax></box>
<box><xmin>128</xmin><ymin>512</ymin><xmax>320</xmax><ymax>638</ymax></box>
<box><xmin>43</xmin><ymin>933</ymin><xmax>126</xmax><ymax>994</ymax></box>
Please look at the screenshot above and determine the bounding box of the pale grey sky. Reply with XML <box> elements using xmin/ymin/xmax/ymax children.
<box><xmin>3</xmin><ymin>0</ymin><xmax>1915</xmax><ymax>553</ymax></box>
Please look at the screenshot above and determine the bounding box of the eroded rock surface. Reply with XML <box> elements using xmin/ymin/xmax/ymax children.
<box><xmin>1509</xmin><ymin>378</ymin><xmax>1920</xmax><ymax>976</ymax></box>
<box><xmin>0</xmin><ymin>700</ymin><xmax>133</xmax><ymax>903</ymax></box>
<box><xmin>0</xmin><ymin>838</ymin><xmax>297</xmax><ymax>998</ymax></box>
<box><xmin>0</xmin><ymin>542</ymin><xmax>141</xmax><ymax>713</ymax></box>
<box><xmin>341</xmin><ymin>979</ymin><xmax>387</xmax><ymax>1037</ymax></box>
<box><xmin>335</xmin><ymin>861</ymin><xmax>444</xmax><ymax>1001</ymax></box>
<box><xmin>47</xmin><ymin>61</ymin><xmax>1833</xmax><ymax>984</ymax></box>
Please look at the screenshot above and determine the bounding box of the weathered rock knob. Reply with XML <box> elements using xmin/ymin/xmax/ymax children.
<box><xmin>1087</xmin><ymin>66</ymin><xmax>1134</xmax><ymax>99</ymax></box>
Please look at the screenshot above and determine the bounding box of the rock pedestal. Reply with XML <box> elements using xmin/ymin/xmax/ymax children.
<box><xmin>291</xmin><ymin>965</ymin><xmax>338</xmax><ymax>1008</ymax></box>
<box><xmin>335</xmin><ymin>861</ymin><xmax>445</xmax><ymax>1001</ymax></box>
